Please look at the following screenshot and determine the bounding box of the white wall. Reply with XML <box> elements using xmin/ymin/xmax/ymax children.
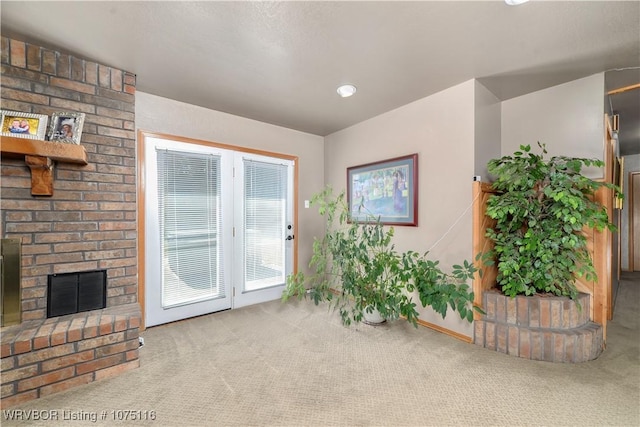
<box><xmin>621</xmin><ymin>154</ymin><xmax>640</xmax><ymax>270</ymax></box>
<box><xmin>501</xmin><ymin>73</ymin><xmax>606</xmax><ymax>179</ymax></box>
<box><xmin>135</xmin><ymin>92</ymin><xmax>326</xmax><ymax>275</ymax></box>
<box><xmin>474</xmin><ymin>81</ymin><xmax>501</xmax><ymax>180</ymax></box>
<box><xmin>324</xmin><ymin>80</ymin><xmax>477</xmax><ymax>338</ymax></box>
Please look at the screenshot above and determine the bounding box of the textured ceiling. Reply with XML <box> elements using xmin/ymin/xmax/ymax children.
<box><xmin>1</xmin><ymin>1</ymin><xmax>639</xmax><ymax>154</ymax></box>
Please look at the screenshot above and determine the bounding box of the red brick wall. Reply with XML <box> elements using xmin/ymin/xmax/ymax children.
<box><xmin>1</xmin><ymin>37</ymin><xmax>137</xmax><ymax>321</ymax></box>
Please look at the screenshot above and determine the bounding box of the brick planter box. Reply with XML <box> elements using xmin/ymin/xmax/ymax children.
<box><xmin>474</xmin><ymin>290</ymin><xmax>603</xmax><ymax>363</ymax></box>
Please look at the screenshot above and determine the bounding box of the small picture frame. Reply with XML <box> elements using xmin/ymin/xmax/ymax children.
<box><xmin>0</xmin><ymin>110</ymin><xmax>49</xmax><ymax>140</ymax></box>
<box><xmin>347</xmin><ymin>153</ymin><xmax>419</xmax><ymax>226</ymax></box>
<box><xmin>48</xmin><ymin>112</ymin><xmax>85</xmax><ymax>144</ymax></box>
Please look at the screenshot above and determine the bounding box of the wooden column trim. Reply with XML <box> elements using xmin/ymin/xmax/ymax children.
<box><xmin>472</xmin><ymin>181</ymin><xmax>498</xmax><ymax>320</ymax></box>
<box><xmin>472</xmin><ymin>181</ymin><xmax>484</xmax><ymax>319</ymax></box>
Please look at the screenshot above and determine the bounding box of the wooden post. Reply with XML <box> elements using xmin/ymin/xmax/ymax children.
<box><xmin>472</xmin><ymin>181</ymin><xmax>498</xmax><ymax>320</ymax></box>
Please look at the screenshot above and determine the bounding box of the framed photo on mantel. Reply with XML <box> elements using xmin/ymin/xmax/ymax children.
<box><xmin>347</xmin><ymin>153</ymin><xmax>418</xmax><ymax>226</ymax></box>
<box><xmin>48</xmin><ymin>112</ymin><xmax>85</xmax><ymax>145</ymax></box>
<box><xmin>0</xmin><ymin>110</ymin><xmax>49</xmax><ymax>140</ymax></box>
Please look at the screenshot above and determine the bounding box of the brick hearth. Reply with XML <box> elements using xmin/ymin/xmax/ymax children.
<box><xmin>1</xmin><ymin>304</ymin><xmax>140</xmax><ymax>407</ymax></box>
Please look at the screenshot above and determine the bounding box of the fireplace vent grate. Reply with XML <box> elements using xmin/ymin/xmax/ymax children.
<box><xmin>47</xmin><ymin>270</ymin><xmax>107</xmax><ymax>318</ymax></box>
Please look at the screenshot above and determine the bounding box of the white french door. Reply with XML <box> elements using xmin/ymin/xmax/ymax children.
<box><xmin>233</xmin><ymin>153</ymin><xmax>294</xmax><ymax>308</ymax></box>
<box><xmin>143</xmin><ymin>135</ymin><xmax>294</xmax><ymax>327</ymax></box>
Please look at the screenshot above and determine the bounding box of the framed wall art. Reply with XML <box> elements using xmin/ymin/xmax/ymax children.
<box><xmin>0</xmin><ymin>110</ymin><xmax>48</xmax><ymax>140</ymax></box>
<box><xmin>48</xmin><ymin>112</ymin><xmax>85</xmax><ymax>144</ymax></box>
<box><xmin>347</xmin><ymin>153</ymin><xmax>418</xmax><ymax>226</ymax></box>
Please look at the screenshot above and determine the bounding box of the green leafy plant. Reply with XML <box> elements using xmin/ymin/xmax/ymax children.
<box><xmin>484</xmin><ymin>143</ymin><xmax>619</xmax><ymax>299</ymax></box>
<box><xmin>283</xmin><ymin>186</ymin><xmax>481</xmax><ymax>326</ymax></box>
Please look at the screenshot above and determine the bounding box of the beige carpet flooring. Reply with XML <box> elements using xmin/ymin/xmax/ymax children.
<box><xmin>4</xmin><ymin>273</ymin><xmax>639</xmax><ymax>426</ymax></box>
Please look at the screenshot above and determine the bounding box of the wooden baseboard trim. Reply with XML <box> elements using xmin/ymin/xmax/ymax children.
<box><xmin>415</xmin><ymin>318</ymin><xmax>473</xmax><ymax>343</ymax></box>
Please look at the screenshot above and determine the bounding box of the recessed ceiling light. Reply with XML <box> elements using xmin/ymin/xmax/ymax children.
<box><xmin>505</xmin><ymin>0</ymin><xmax>530</xmax><ymax>5</ymax></box>
<box><xmin>337</xmin><ymin>84</ymin><xmax>357</xmax><ymax>98</ymax></box>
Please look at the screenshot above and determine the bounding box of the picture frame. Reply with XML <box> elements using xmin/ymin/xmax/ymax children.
<box><xmin>0</xmin><ymin>110</ymin><xmax>49</xmax><ymax>140</ymax></box>
<box><xmin>347</xmin><ymin>153</ymin><xmax>418</xmax><ymax>226</ymax></box>
<box><xmin>48</xmin><ymin>112</ymin><xmax>85</xmax><ymax>144</ymax></box>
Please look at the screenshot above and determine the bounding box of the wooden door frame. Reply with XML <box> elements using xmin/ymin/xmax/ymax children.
<box><xmin>602</xmin><ymin>115</ymin><xmax>615</xmax><ymax>323</ymax></box>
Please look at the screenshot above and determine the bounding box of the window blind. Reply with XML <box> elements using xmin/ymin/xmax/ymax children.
<box><xmin>157</xmin><ymin>150</ymin><xmax>224</xmax><ymax>308</ymax></box>
<box><xmin>243</xmin><ymin>159</ymin><xmax>287</xmax><ymax>291</ymax></box>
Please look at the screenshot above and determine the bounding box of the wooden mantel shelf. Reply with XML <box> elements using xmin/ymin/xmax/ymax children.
<box><xmin>1</xmin><ymin>135</ymin><xmax>88</xmax><ymax>164</ymax></box>
<box><xmin>1</xmin><ymin>135</ymin><xmax>88</xmax><ymax>196</ymax></box>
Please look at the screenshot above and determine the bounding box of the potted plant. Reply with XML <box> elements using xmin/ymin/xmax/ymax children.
<box><xmin>483</xmin><ymin>143</ymin><xmax>619</xmax><ymax>300</ymax></box>
<box><xmin>283</xmin><ymin>186</ymin><xmax>480</xmax><ymax>326</ymax></box>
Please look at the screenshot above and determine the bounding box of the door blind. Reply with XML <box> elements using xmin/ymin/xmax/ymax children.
<box><xmin>157</xmin><ymin>150</ymin><xmax>224</xmax><ymax>308</ymax></box>
<box><xmin>243</xmin><ymin>159</ymin><xmax>287</xmax><ymax>291</ymax></box>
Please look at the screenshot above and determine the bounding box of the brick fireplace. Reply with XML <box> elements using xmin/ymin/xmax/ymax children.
<box><xmin>1</xmin><ymin>37</ymin><xmax>140</xmax><ymax>407</ymax></box>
